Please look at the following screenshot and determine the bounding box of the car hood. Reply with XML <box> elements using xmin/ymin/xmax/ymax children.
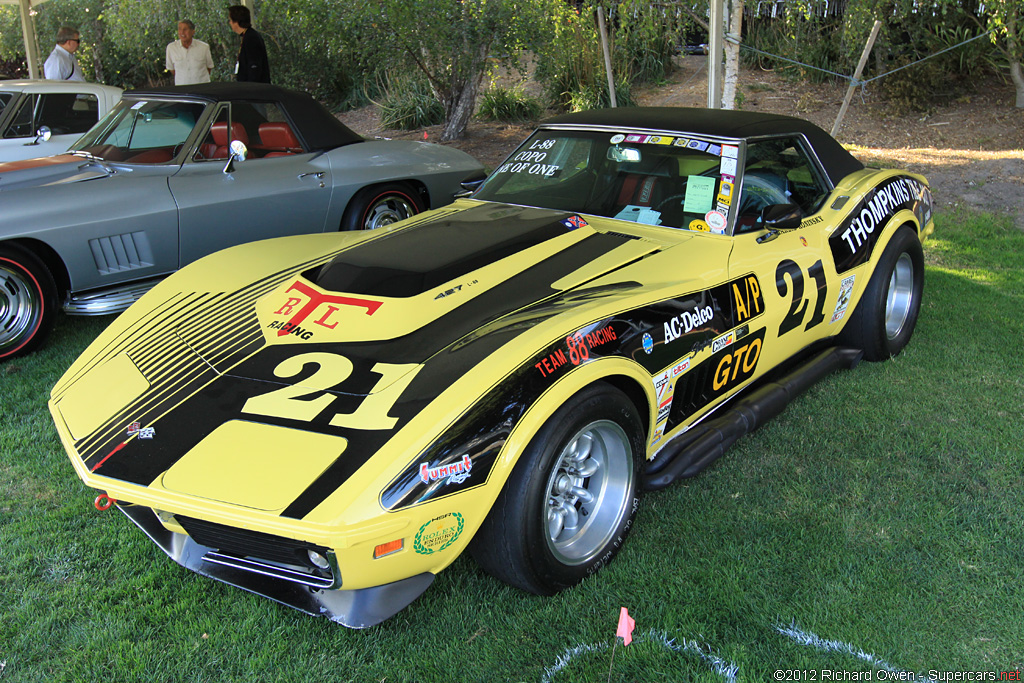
<box><xmin>0</xmin><ymin>154</ymin><xmax>113</xmax><ymax>189</ymax></box>
<box><xmin>50</xmin><ymin>202</ymin><xmax>672</xmax><ymax>519</ymax></box>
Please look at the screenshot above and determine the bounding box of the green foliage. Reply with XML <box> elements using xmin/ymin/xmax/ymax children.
<box><xmin>376</xmin><ymin>74</ymin><xmax>445</xmax><ymax>130</ymax></box>
<box><xmin>477</xmin><ymin>85</ymin><xmax>544</xmax><ymax>122</ymax></box>
<box><xmin>535</xmin><ymin>0</ymin><xmax>681</xmax><ymax>112</ymax></box>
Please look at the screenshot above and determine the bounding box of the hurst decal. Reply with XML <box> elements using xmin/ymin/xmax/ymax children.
<box><xmin>830</xmin><ymin>176</ymin><xmax>933</xmax><ymax>273</ymax></box>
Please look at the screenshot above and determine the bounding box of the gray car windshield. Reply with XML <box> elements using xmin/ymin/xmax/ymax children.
<box><xmin>72</xmin><ymin>99</ymin><xmax>205</xmax><ymax>164</ymax></box>
<box><xmin>474</xmin><ymin>129</ymin><xmax>738</xmax><ymax>232</ymax></box>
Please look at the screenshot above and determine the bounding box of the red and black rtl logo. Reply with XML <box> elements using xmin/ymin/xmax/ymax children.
<box><xmin>268</xmin><ymin>280</ymin><xmax>382</xmax><ymax>340</ymax></box>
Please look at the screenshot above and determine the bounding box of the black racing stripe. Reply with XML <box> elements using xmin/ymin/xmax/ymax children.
<box><xmin>311</xmin><ymin>204</ymin><xmax>578</xmax><ymax>298</ymax></box>
<box><xmin>276</xmin><ymin>232</ymin><xmax>635</xmax><ymax>519</ymax></box>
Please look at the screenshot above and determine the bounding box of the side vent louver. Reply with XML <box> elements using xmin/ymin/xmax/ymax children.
<box><xmin>89</xmin><ymin>232</ymin><xmax>154</xmax><ymax>275</ymax></box>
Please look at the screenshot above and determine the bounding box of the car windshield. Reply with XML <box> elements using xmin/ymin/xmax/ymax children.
<box><xmin>474</xmin><ymin>129</ymin><xmax>740</xmax><ymax>232</ymax></box>
<box><xmin>71</xmin><ymin>99</ymin><xmax>206</xmax><ymax>164</ymax></box>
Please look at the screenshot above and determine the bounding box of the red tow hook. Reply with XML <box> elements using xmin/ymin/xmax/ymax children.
<box><xmin>94</xmin><ymin>493</ymin><xmax>116</xmax><ymax>511</ymax></box>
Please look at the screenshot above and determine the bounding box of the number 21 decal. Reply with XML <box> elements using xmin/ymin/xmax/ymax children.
<box><xmin>242</xmin><ymin>352</ymin><xmax>421</xmax><ymax>430</ymax></box>
<box><xmin>776</xmin><ymin>259</ymin><xmax>827</xmax><ymax>336</ymax></box>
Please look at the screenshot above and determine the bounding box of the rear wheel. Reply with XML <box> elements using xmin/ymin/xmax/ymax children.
<box><xmin>0</xmin><ymin>244</ymin><xmax>58</xmax><ymax>360</ymax></box>
<box><xmin>839</xmin><ymin>226</ymin><xmax>924</xmax><ymax>361</ymax></box>
<box><xmin>341</xmin><ymin>183</ymin><xmax>424</xmax><ymax>231</ymax></box>
<box><xmin>470</xmin><ymin>383</ymin><xmax>643</xmax><ymax>595</ymax></box>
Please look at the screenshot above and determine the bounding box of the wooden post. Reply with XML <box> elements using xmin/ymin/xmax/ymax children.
<box><xmin>831</xmin><ymin>20</ymin><xmax>882</xmax><ymax>137</ymax></box>
<box><xmin>707</xmin><ymin>0</ymin><xmax>725</xmax><ymax>108</ymax></box>
<box><xmin>597</xmin><ymin>7</ymin><xmax>617</xmax><ymax>108</ymax></box>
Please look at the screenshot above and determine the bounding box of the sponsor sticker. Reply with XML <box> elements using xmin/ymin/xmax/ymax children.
<box><xmin>831</xmin><ymin>275</ymin><xmax>856</xmax><ymax>323</ymax></box>
<box><xmin>721</xmin><ymin>145</ymin><xmax>739</xmax><ymax>158</ymax></box>
<box><xmin>689</xmin><ymin>219</ymin><xmax>710</xmax><ymax>232</ymax></box>
<box><xmin>720</xmin><ymin>156</ymin><xmax>738</xmax><ymax>176</ymax></box>
<box><xmin>420</xmin><ymin>455</ymin><xmax>473</xmax><ymax>486</ymax></box>
<box><xmin>642</xmin><ymin>333</ymin><xmax>654</xmax><ymax>354</ymax></box>
<box><xmin>686</xmin><ymin>139</ymin><xmax>710</xmax><ymax>152</ymax></box>
<box><xmin>126</xmin><ymin>421</ymin><xmax>155</xmax><ymax>439</ymax></box>
<box><xmin>705</xmin><ymin>210</ymin><xmax>727</xmax><ymax>233</ymax></box>
<box><xmin>562</xmin><ymin>215</ymin><xmax>589</xmax><ymax>230</ymax></box>
<box><xmin>712</xmin><ymin>331</ymin><xmax>735</xmax><ymax>353</ymax></box>
<box><xmin>610</xmin><ymin>134</ymin><xmax>625</xmax><ymax>144</ymax></box>
<box><xmin>413</xmin><ymin>512</ymin><xmax>465</xmax><ymax>555</ymax></box>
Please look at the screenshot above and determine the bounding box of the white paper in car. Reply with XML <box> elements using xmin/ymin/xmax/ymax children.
<box><xmin>614</xmin><ymin>205</ymin><xmax>662</xmax><ymax>225</ymax></box>
<box><xmin>683</xmin><ymin>175</ymin><xmax>716</xmax><ymax>214</ymax></box>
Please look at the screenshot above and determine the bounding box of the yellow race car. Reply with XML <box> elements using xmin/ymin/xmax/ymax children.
<box><xmin>49</xmin><ymin>108</ymin><xmax>933</xmax><ymax>627</ymax></box>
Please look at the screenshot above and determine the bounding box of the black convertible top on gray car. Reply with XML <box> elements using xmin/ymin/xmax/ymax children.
<box><xmin>125</xmin><ymin>82</ymin><xmax>363</xmax><ymax>152</ymax></box>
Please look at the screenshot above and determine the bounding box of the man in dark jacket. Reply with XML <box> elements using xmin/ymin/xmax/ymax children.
<box><xmin>228</xmin><ymin>5</ymin><xmax>271</xmax><ymax>83</ymax></box>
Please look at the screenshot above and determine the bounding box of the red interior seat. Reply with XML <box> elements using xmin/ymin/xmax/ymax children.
<box><xmin>211</xmin><ymin>122</ymin><xmax>249</xmax><ymax>158</ymax></box>
<box><xmin>258</xmin><ymin>122</ymin><xmax>301</xmax><ymax>157</ymax></box>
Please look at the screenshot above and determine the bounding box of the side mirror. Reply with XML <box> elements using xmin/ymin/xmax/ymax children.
<box><xmin>29</xmin><ymin>126</ymin><xmax>52</xmax><ymax>145</ymax></box>
<box><xmin>222</xmin><ymin>140</ymin><xmax>248</xmax><ymax>174</ymax></box>
<box><xmin>760</xmin><ymin>203</ymin><xmax>803</xmax><ymax>231</ymax></box>
<box><xmin>454</xmin><ymin>172</ymin><xmax>487</xmax><ymax>198</ymax></box>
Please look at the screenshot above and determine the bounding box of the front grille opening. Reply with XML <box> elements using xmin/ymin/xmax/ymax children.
<box><xmin>175</xmin><ymin>515</ymin><xmax>333</xmax><ymax>580</ymax></box>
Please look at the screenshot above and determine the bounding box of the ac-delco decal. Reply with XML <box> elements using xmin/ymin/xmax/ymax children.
<box><xmin>830</xmin><ymin>176</ymin><xmax>933</xmax><ymax>273</ymax></box>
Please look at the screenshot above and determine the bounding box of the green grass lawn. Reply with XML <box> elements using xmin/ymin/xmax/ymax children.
<box><xmin>1</xmin><ymin>207</ymin><xmax>1021</xmax><ymax>682</ymax></box>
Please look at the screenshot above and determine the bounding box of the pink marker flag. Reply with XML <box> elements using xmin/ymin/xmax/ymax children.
<box><xmin>616</xmin><ymin>607</ymin><xmax>635</xmax><ymax>646</ymax></box>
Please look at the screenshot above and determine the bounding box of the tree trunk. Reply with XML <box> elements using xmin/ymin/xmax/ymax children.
<box><xmin>440</xmin><ymin>76</ymin><xmax>482</xmax><ymax>141</ymax></box>
<box><xmin>1011</xmin><ymin>61</ymin><xmax>1024</xmax><ymax>108</ymax></box>
<box><xmin>721</xmin><ymin>0</ymin><xmax>744</xmax><ymax>109</ymax></box>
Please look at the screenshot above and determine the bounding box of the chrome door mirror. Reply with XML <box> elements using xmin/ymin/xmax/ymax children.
<box><xmin>222</xmin><ymin>140</ymin><xmax>248</xmax><ymax>174</ymax></box>
<box><xmin>30</xmin><ymin>126</ymin><xmax>52</xmax><ymax>145</ymax></box>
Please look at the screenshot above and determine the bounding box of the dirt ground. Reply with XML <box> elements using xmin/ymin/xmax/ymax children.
<box><xmin>338</xmin><ymin>56</ymin><xmax>1024</xmax><ymax>228</ymax></box>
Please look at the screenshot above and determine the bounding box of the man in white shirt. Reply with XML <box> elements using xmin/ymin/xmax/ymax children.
<box><xmin>43</xmin><ymin>27</ymin><xmax>84</xmax><ymax>81</ymax></box>
<box><xmin>165</xmin><ymin>20</ymin><xmax>214</xmax><ymax>86</ymax></box>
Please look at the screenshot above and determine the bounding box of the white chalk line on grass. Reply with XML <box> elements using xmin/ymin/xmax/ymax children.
<box><xmin>540</xmin><ymin>628</ymin><xmax>739</xmax><ymax>683</ymax></box>
<box><xmin>542</xmin><ymin>621</ymin><xmax>947</xmax><ymax>682</ymax></box>
<box><xmin>777</xmin><ymin>621</ymin><xmax>937</xmax><ymax>682</ymax></box>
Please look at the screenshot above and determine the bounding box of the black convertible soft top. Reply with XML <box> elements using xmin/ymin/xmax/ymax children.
<box><xmin>543</xmin><ymin>107</ymin><xmax>864</xmax><ymax>186</ymax></box>
<box><xmin>124</xmin><ymin>82</ymin><xmax>362</xmax><ymax>152</ymax></box>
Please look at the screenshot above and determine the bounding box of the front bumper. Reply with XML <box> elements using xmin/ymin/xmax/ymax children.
<box><xmin>119</xmin><ymin>504</ymin><xmax>434</xmax><ymax>628</ymax></box>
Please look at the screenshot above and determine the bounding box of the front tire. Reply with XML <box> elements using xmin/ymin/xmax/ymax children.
<box><xmin>839</xmin><ymin>225</ymin><xmax>924</xmax><ymax>361</ymax></box>
<box><xmin>470</xmin><ymin>383</ymin><xmax>644</xmax><ymax>595</ymax></box>
<box><xmin>0</xmin><ymin>244</ymin><xmax>58</xmax><ymax>360</ymax></box>
<box><xmin>341</xmin><ymin>182</ymin><xmax>424</xmax><ymax>231</ymax></box>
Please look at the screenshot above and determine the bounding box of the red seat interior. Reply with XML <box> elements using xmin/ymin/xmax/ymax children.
<box><xmin>126</xmin><ymin>148</ymin><xmax>173</xmax><ymax>164</ymax></box>
<box><xmin>211</xmin><ymin>122</ymin><xmax>249</xmax><ymax>158</ymax></box>
<box><xmin>258</xmin><ymin>122</ymin><xmax>301</xmax><ymax>157</ymax></box>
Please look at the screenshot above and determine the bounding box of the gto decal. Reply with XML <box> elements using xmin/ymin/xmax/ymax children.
<box><xmin>241</xmin><ymin>352</ymin><xmax>422</xmax><ymax>430</ymax></box>
<box><xmin>712</xmin><ymin>335</ymin><xmax>762</xmax><ymax>391</ymax></box>
<box><xmin>413</xmin><ymin>512</ymin><xmax>465</xmax><ymax>555</ymax></box>
<box><xmin>830</xmin><ymin>176</ymin><xmax>932</xmax><ymax>273</ymax></box>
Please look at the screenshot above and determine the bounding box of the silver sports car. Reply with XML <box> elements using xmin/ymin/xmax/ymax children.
<box><xmin>0</xmin><ymin>83</ymin><xmax>484</xmax><ymax>360</ymax></box>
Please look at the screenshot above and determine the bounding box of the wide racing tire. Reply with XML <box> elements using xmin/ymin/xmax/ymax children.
<box><xmin>470</xmin><ymin>382</ymin><xmax>644</xmax><ymax>595</ymax></box>
<box><xmin>839</xmin><ymin>225</ymin><xmax>924</xmax><ymax>361</ymax></box>
<box><xmin>0</xmin><ymin>244</ymin><xmax>59</xmax><ymax>361</ymax></box>
<box><xmin>341</xmin><ymin>182</ymin><xmax>424</xmax><ymax>231</ymax></box>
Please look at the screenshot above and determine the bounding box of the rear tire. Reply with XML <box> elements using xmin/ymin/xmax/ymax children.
<box><xmin>470</xmin><ymin>383</ymin><xmax>643</xmax><ymax>595</ymax></box>
<box><xmin>341</xmin><ymin>183</ymin><xmax>424</xmax><ymax>231</ymax></box>
<box><xmin>0</xmin><ymin>244</ymin><xmax>58</xmax><ymax>360</ymax></box>
<box><xmin>839</xmin><ymin>225</ymin><xmax>923</xmax><ymax>361</ymax></box>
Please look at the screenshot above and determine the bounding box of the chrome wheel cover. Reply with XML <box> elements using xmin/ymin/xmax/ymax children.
<box><xmin>363</xmin><ymin>195</ymin><xmax>417</xmax><ymax>230</ymax></box>
<box><xmin>543</xmin><ymin>419</ymin><xmax>634</xmax><ymax>566</ymax></box>
<box><xmin>0</xmin><ymin>263</ymin><xmax>39</xmax><ymax>351</ymax></box>
<box><xmin>884</xmin><ymin>252</ymin><xmax>916</xmax><ymax>339</ymax></box>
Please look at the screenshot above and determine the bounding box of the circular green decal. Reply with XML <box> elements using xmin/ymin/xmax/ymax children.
<box><xmin>414</xmin><ymin>512</ymin><xmax>465</xmax><ymax>555</ymax></box>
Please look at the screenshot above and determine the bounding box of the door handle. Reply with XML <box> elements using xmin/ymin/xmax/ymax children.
<box><xmin>298</xmin><ymin>171</ymin><xmax>325</xmax><ymax>187</ymax></box>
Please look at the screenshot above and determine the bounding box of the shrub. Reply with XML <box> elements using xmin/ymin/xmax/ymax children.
<box><xmin>376</xmin><ymin>75</ymin><xmax>444</xmax><ymax>130</ymax></box>
<box><xmin>477</xmin><ymin>85</ymin><xmax>544</xmax><ymax>122</ymax></box>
